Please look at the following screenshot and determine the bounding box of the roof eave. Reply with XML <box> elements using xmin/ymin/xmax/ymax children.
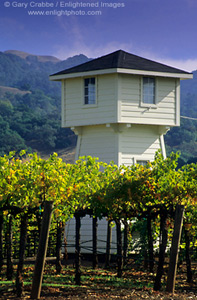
<box><xmin>49</xmin><ymin>68</ymin><xmax>193</xmax><ymax>81</ymax></box>
<box><xmin>49</xmin><ymin>68</ymin><xmax>118</xmax><ymax>80</ymax></box>
<box><xmin>117</xmin><ymin>68</ymin><xmax>193</xmax><ymax>79</ymax></box>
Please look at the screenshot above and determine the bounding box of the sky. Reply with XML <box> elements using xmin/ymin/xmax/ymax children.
<box><xmin>0</xmin><ymin>0</ymin><xmax>197</xmax><ymax>71</ymax></box>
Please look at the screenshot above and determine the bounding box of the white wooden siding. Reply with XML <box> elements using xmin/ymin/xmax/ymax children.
<box><xmin>119</xmin><ymin>125</ymin><xmax>162</xmax><ymax>166</ymax></box>
<box><xmin>69</xmin><ymin>124</ymin><xmax>119</xmax><ymax>255</ymax></box>
<box><xmin>119</xmin><ymin>74</ymin><xmax>178</xmax><ymax>126</ymax></box>
<box><xmin>63</xmin><ymin>74</ymin><xmax>118</xmax><ymax>127</ymax></box>
<box><xmin>74</xmin><ymin>124</ymin><xmax>163</xmax><ymax>167</ymax></box>
<box><xmin>76</xmin><ymin>125</ymin><xmax>119</xmax><ymax>165</ymax></box>
<box><xmin>62</xmin><ymin>73</ymin><xmax>180</xmax><ymax>128</ymax></box>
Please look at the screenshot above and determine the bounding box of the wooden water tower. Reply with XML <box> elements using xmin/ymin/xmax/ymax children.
<box><xmin>50</xmin><ymin>50</ymin><xmax>192</xmax><ymax>166</ymax></box>
<box><xmin>50</xmin><ymin>50</ymin><xmax>192</xmax><ymax>254</ymax></box>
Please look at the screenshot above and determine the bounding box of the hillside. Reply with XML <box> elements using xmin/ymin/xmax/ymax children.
<box><xmin>0</xmin><ymin>85</ymin><xmax>31</xmax><ymax>97</ymax></box>
<box><xmin>0</xmin><ymin>50</ymin><xmax>90</xmax><ymax>96</ymax></box>
<box><xmin>0</xmin><ymin>50</ymin><xmax>196</xmax><ymax>164</ymax></box>
<box><xmin>4</xmin><ymin>50</ymin><xmax>61</xmax><ymax>63</ymax></box>
<box><xmin>165</xmin><ymin>70</ymin><xmax>197</xmax><ymax>164</ymax></box>
<box><xmin>0</xmin><ymin>50</ymin><xmax>90</xmax><ymax>160</ymax></box>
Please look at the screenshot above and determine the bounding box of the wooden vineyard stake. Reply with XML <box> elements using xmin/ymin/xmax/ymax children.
<box><xmin>105</xmin><ymin>220</ymin><xmax>112</xmax><ymax>268</ymax></box>
<box><xmin>93</xmin><ymin>216</ymin><xmax>98</xmax><ymax>269</ymax></box>
<box><xmin>154</xmin><ymin>209</ymin><xmax>168</xmax><ymax>291</ymax></box>
<box><xmin>31</xmin><ymin>201</ymin><xmax>53</xmax><ymax>299</ymax></box>
<box><xmin>116</xmin><ymin>219</ymin><xmax>123</xmax><ymax>278</ymax></box>
<box><xmin>166</xmin><ymin>204</ymin><xmax>184</xmax><ymax>294</ymax></box>
<box><xmin>75</xmin><ymin>213</ymin><xmax>81</xmax><ymax>285</ymax></box>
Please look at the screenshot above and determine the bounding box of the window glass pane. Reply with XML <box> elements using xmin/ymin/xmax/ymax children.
<box><xmin>90</xmin><ymin>78</ymin><xmax>95</xmax><ymax>84</ymax></box>
<box><xmin>136</xmin><ymin>160</ymin><xmax>148</xmax><ymax>166</ymax></box>
<box><xmin>84</xmin><ymin>77</ymin><xmax>96</xmax><ymax>105</ymax></box>
<box><xmin>89</xmin><ymin>83</ymin><xmax>95</xmax><ymax>93</ymax></box>
<box><xmin>85</xmin><ymin>87</ymin><xmax>88</xmax><ymax>96</ymax></box>
<box><xmin>143</xmin><ymin>77</ymin><xmax>149</xmax><ymax>84</ymax></box>
<box><xmin>143</xmin><ymin>77</ymin><xmax>155</xmax><ymax>104</ymax></box>
<box><xmin>85</xmin><ymin>78</ymin><xmax>89</xmax><ymax>86</ymax></box>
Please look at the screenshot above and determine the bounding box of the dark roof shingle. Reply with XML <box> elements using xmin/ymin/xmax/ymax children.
<box><xmin>51</xmin><ymin>50</ymin><xmax>191</xmax><ymax>76</ymax></box>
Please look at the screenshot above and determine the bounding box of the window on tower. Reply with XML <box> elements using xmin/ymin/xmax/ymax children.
<box><xmin>136</xmin><ymin>160</ymin><xmax>148</xmax><ymax>166</ymax></box>
<box><xmin>84</xmin><ymin>77</ymin><xmax>96</xmax><ymax>105</ymax></box>
<box><xmin>142</xmin><ymin>77</ymin><xmax>155</xmax><ymax>104</ymax></box>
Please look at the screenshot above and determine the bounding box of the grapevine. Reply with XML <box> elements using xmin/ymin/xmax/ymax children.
<box><xmin>0</xmin><ymin>150</ymin><xmax>196</xmax><ymax>296</ymax></box>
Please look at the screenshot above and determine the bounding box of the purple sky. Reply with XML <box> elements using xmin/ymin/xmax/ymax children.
<box><xmin>0</xmin><ymin>0</ymin><xmax>197</xmax><ymax>71</ymax></box>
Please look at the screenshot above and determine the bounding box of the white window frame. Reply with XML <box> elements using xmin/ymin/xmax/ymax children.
<box><xmin>140</xmin><ymin>76</ymin><xmax>157</xmax><ymax>108</ymax></box>
<box><xmin>83</xmin><ymin>77</ymin><xmax>97</xmax><ymax>107</ymax></box>
<box><xmin>133</xmin><ymin>157</ymin><xmax>150</xmax><ymax>166</ymax></box>
<box><xmin>136</xmin><ymin>160</ymin><xmax>149</xmax><ymax>166</ymax></box>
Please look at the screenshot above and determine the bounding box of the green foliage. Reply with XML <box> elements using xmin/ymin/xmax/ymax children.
<box><xmin>0</xmin><ymin>51</ymin><xmax>89</xmax><ymax>95</ymax></box>
<box><xmin>0</xmin><ymin>150</ymin><xmax>196</xmax><ymax>296</ymax></box>
<box><xmin>0</xmin><ymin>114</ymin><xmax>27</xmax><ymax>156</ymax></box>
<box><xmin>165</xmin><ymin>74</ymin><xmax>197</xmax><ymax>164</ymax></box>
<box><xmin>0</xmin><ymin>51</ymin><xmax>90</xmax><ymax>156</ymax></box>
<box><xmin>0</xmin><ymin>150</ymin><xmax>196</xmax><ymax>236</ymax></box>
<box><xmin>0</xmin><ymin>90</ymin><xmax>75</xmax><ymax>155</ymax></box>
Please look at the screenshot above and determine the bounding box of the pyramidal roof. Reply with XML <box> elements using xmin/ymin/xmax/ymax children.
<box><xmin>51</xmin><ymin>50</ymin><xmax>192</xmax><ymax>77</ymax></box>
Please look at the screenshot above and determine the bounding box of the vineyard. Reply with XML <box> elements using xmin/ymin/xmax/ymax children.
<box><xmin>0</xmin><ymin>150</ymin><xmax>196</xmax><ymax>299</ymax></box>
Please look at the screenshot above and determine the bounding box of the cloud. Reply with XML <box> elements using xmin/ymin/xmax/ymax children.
<box><xmin>121</xmin><ymin>48</ymin><xmax>197</xmax><ymax>72</ymax></box>
<box><xmin>52</xmin><ymin>13</ymin><xmax>197</xmax><ymax>72</ymax></box>
<box><xmin>54</xmin><ymin>41</ymin><xmax>134</xmax><ymax>60</ymax></box>
<box><xmin>157</xmin><ymin>58</ymin><xmax>197</xmax><ymax>72</ymax></box>
<box><xmin>53</xmin><ymin>25</ymin><xmax>197</xmax><ymax>73</ymax></box>
<box><xmin>137</xmin><ymin>51</ymin><xmax>197</xmax><ymax>72</ymax></box>
<box><xmin>54</xmin><ymin>44</ymin><xmax>197</xmax><ymax>72</ymax></box>
<box><xmin>53</xmin><ymin>17</ymin><xmax>134</xmax><ymax>59</ymax></box>
<box><xmin>187</xmin><ymin>0</ymin><xmax>197</xmax><ymax>8</ymax></box>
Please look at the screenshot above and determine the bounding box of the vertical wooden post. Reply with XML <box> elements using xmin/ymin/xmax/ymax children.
<box><xmin>6</xmin><ymin>214</ymin><xmax>13</xmax><ymax>280</ymax></box>
<box><xmin>92</xmin><ymin>216</ymin><xmax>98</xmax><ymax>269</ymax></box>
<box><xmin>154</xmin><ymin>209</ymin><xmax>168</xmax><ymax>291</ymax></box>
<box><xmin>63</xmin><ymin>228</ymin><xmax>68</xmax><ymax>261</ymax></box>
<box><xmin>147</xmin><ymin>213</ymin><xmax>154</xmax><ymax>273</ymax></box>
<box><xmin>105</xmin><ymin>220</ymin><xmax>112</xmax><ymax>268</ymax></box>
<box><xmin>166</xmin><ymin>205</ymin><xmax>184</xmax><ymax>293</ymax></box>
<box><xmin>31</xmin><ymin>201</ymin><xmax>53</xmax><ymax>299</ymax></box>
<box><xmin>16</xmin><ymin>213</ymin><xmax>28</xmax><ymax>297</ymax></box>
<box><xmin>56</xmin><ymin>221</ymin><xmax>63</xmax><ymax>274</ymax></box>
<box><xmin>116</xmin><ymin>219</ymin><xmax>123</xmax><ymax>278</ymax></box>
<box><xmin>123</xmin><ymin>220</ymin><xmax>128</xmax><ymax>266</ymax></box>
<box><xmin>75</xmin><ymin>213</ymin><xmax>81</xmax><ymax>285</ymax></box>
<box><xmin>184</xmin><ymin>227</ymin><xmax>193</xmax><ymax>283</ymax></box>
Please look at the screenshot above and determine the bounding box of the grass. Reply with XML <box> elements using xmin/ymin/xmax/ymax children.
<box><xmin>0</xmin><ymin>264</ymin><xmax>154</xmax><ymax>292</ymax></box>
<box><xmin>0</xmin><ymin>261</ymin><xmax>196</xmax><ymax>299</ymax></box>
